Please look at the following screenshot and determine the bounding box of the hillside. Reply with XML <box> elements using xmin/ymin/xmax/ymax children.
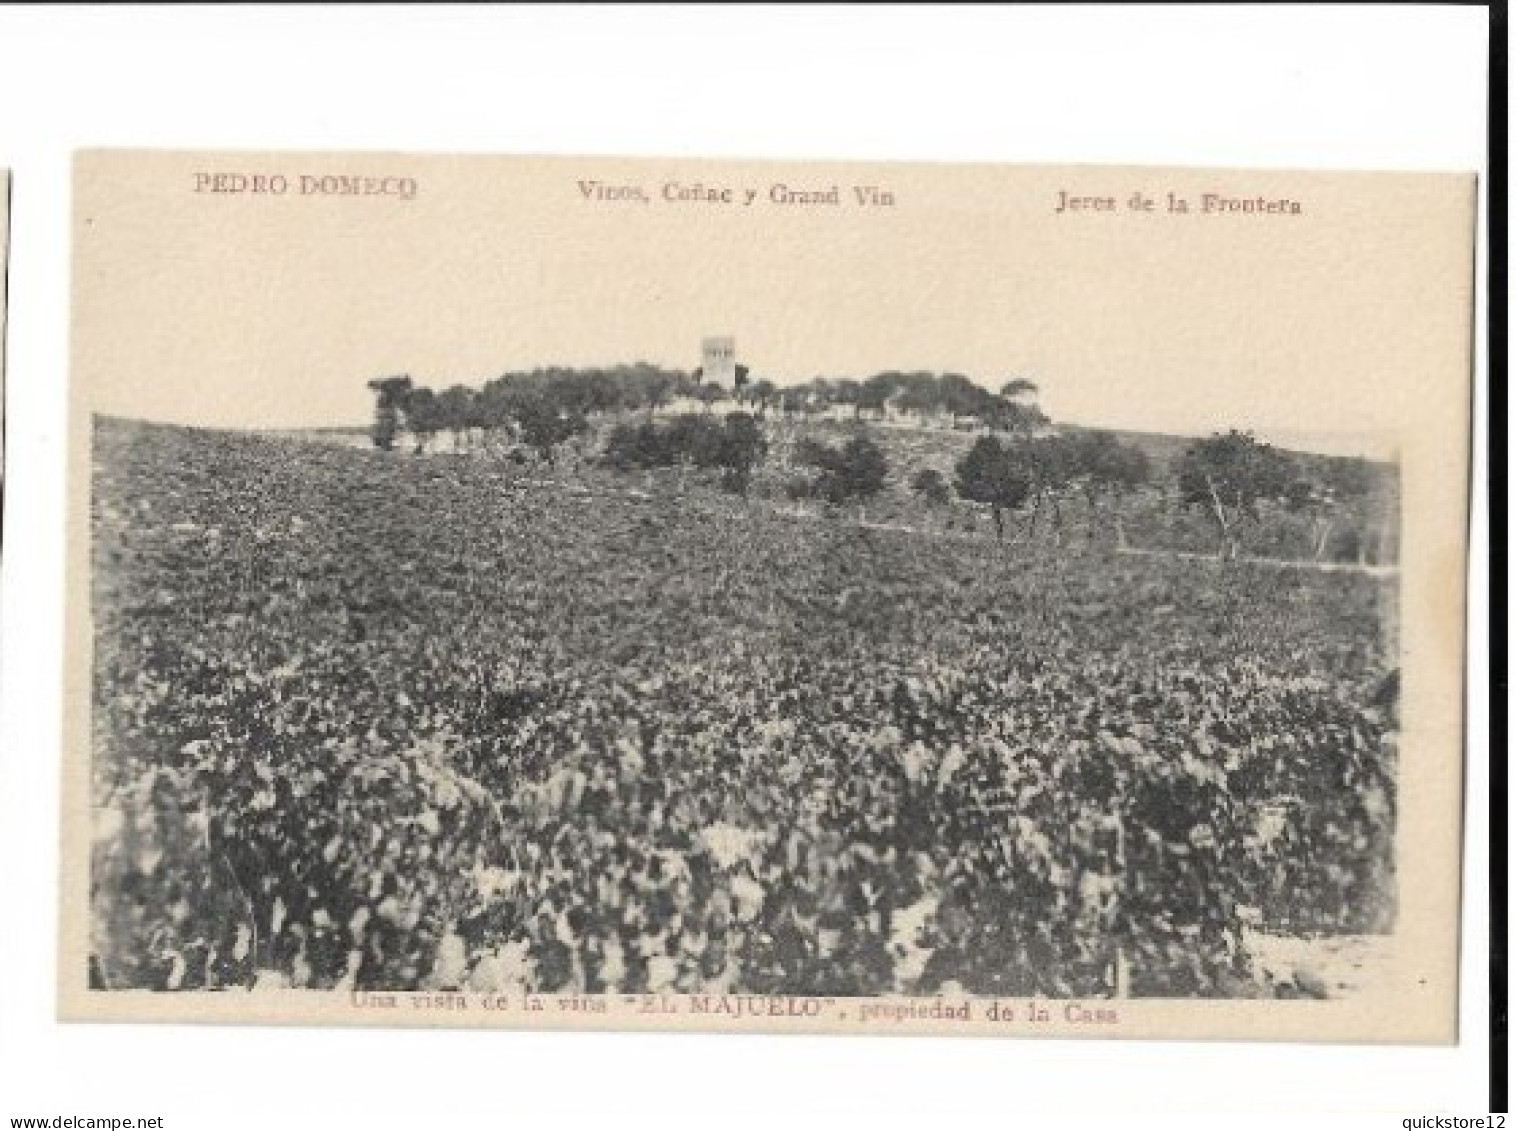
<box><xmin>298</xmin><ymin>412</ymin><xmax>1396</xmax><ymax>480</ymax></box>
<box><xmin>89</xmin><ymin>414</ymin><xmax>1398</xmax><ymax>997</ymax></box>
<box><xmin>265</xmin><ymin>410</ymin><xmax>1398</xmax><ymax>567</ymax></box>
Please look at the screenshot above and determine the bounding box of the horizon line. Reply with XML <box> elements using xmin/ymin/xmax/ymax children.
<box><xmin>89</xmin><ymin>410</ymin><xmax>1400</xmax><ymax>464</ymax></box>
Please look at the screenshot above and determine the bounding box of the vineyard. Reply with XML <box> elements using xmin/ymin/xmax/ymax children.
<box><xmin>90</xmin><ymin>416</ymin><xmax>1398</xmax><ymax>998</ymax></box>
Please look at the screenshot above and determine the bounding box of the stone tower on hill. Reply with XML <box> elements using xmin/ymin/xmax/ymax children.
<box><xmin>699</xmin><ymin>335</ymin><xmax>738</xmax><ymax>389</ymax></box>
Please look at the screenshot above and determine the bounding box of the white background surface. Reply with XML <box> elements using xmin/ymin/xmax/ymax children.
<box><xmin>0</xmin><ymin>5</ymin><xmax>1494</xmax><ymax>1124</ymax></box>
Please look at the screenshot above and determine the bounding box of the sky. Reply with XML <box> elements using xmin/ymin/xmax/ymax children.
<box><xmin>73</xmin><ymin>152</ymin><xmax>1475</xmax><ymax>458</ymax></box>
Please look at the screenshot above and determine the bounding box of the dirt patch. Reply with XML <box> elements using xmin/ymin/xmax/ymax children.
<box><xmin>1246</xmin><ymin>931</ymin><xmax>1397</xmax><ymax>999</ymax></box>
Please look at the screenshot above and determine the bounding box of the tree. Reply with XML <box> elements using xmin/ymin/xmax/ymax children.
<box><xmin>937</xmin><ymin>373</ymin><xmax>985</xmax><ymax>424</ymax></box>
<box><xmin>779</xmin><ymin>387</ymin><xmax>810</xmax><ymax>417</ymax></box>
<box><xmin>981</xmin><ymin>397</ymin><xmax>1050</xmax><ymax>437</ymax></box>
<box><xmin>513</xmin><ymin>396</ymin><xmax>586</xmax><ymax>465</ymax></box>
<box><xmin>858</xmin><ymin>373</ymin><xmax>897</xmax><ymax>420</ymax></box>
<box><xmin>437</xmin><ymin>384</ymin><xmax>478</xmax><ymax>450</ymax></box>
<box><xmin>954</xmin><ymin>436</ymin><xmax>1032</xmax><ymax>541</ymax></box>
<box><xmin>367</xmin><ymin>376</ymin><xmax>414</xmax><ymax>451</ymax></box>
<box><xmin>1176</xmin><ymin>430</ymin><xmax>1296</xmax><ymax>559</ymax></box>
<box><xmin>797</xmin><ymin>433</ymin><xmax>888</xmax><ymax>508</ymax></box>
<box><xmin>670</xmin><ymin>413</ymin><xmax>729</xmax><ymax>468</ymax></box>
<box><xmin>602</xmin><ymin>411</ymin><xmax>769</xmax><ymax>494</ymax></box>
<box><xmin>892</xmin><ymin>372</ymin><xmax>941</xmax><ymax>421</ymax></box>
<box><xmin>829</xmin><ymin>378</ymin><xmax>864</xmax><ymax>418</ymax></box>
<box><xmin>1066</xmin><ymin>431</ymin><xmax>1151</xmax><ymax>545</ymax></box>
<box><xmin>805</xmin><ymin>377</ymin><xmax>836</xmax><ymax>413</ymax></box>
<box><xmin>692</xmin><ymin>383</ymin><xmax>728</xmax><ymax>414</ymax></box>
<box><xmin>734</xmin><ymin>375</ymin><xmax>774</xmax><ymax>415</ymax></box>
<box><xmin>911</xmin><ymin>468</ymin><xmax>953</xmax><ymax>508</ymax></box>
<box><xmin>1284</xmin><ymin>455</ymin><xmax>1386</xmax><ymax>563</ymax></box>
<box><xmin>635</xmin><ymin>369</ymin><xmax>675</xmax><ymax>417</ymax></box>
<box><xmin>717</xmin><ymin>412</ymin><xmax>768</xmax><ymax>494</ymax></box>
<box><xmin>750</xmin><ymin>379</ymin><xmax>778</xmax><ymax>416</ymax></box>
<box><xmin>999</xmin><ymin>377</ymin><xmax>1039</xmax><ymax>400</ymax></box>
<box><xmin>603</xmin><ymin>419</ymin><xmax>671</xmax><ymax>471</ymax></box>
<box><xmin>1019</xmin><ymin>435</ymin><xmax>1082</xmax><ymax>539</ymax></box>
<box><xmin>404</xmin><ymin>386</ymin><xmax>443</xmax><ymax>452</ymax></box>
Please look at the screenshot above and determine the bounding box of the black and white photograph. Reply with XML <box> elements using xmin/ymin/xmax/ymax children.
<box><xmin>63</xmin><ymin>151</ymin><xmax>1473</xmax><ymax>1040</ymax></box>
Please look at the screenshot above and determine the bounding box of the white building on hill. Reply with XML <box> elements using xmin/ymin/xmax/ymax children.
<box><xmin>700</xmin><ymin>335</ymin><xmax>739</xmax><ymax>390</ymax></box>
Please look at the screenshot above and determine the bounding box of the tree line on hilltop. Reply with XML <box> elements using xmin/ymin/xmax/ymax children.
<box><xmin>367</xmin><ymin>366</ymin><xmax>1050</xmax><ymax>455</ymax></box>
<box><xmin>366</xmin><ymin>367</ymin><xmax>1394</xmax><ymax>563</ymax></box>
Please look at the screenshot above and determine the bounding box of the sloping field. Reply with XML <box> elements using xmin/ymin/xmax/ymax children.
<box><xmin>89</xmin><ymin>417</ymin><xmax>1398</xmax><ymax>996</ymax></box>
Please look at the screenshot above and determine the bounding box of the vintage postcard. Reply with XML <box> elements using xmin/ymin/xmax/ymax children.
<box><xmin>62</xmin><ymin>150</ymin><xmax>1474</xmax><ymax>1040</ymax></box>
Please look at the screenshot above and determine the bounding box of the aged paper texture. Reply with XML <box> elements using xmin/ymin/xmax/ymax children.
<box><xmin>62</xmin><ymin>151</ymin><xmax>1474</xmax><ymax>1040</ymax></box>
